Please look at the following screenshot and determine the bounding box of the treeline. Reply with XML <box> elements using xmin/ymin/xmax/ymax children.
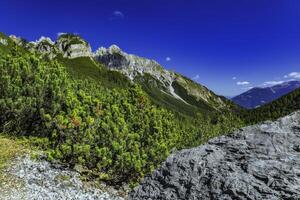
<box><xmin>240</xmin><ymin>88</ymin><xmax>300</xmax><ymax>124</ymax></box>
<box><xmin>0</xmin><ymin>47</ymin><xmax>243</xmax><ymax>184</ymax></box>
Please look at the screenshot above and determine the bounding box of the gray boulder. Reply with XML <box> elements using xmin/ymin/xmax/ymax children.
<box><xmin>129</xmin><ymin>111</ymin><xmax>300</xmax><ymax>200</ymax></box>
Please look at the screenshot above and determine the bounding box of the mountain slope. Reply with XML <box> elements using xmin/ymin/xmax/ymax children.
<box><xmin>241</xmin><ymin>87</ymin><xmax>300</xmax><ymax>124</ymax></box>
<box><xmin>8</xmin><ymin>32</ymin><xmax>238</xmax><ymax>116</ymax></box>
<box><xmin>232</xmin><ymin>81</ymin><xmax>300</xmax><ymax>109</ymax></box>
<box><xmin>0</xmin><ymin>32</ymin><xmax>244</xmax><ymax>185</ymax></box>
<box><xmin>95</xmin><ymin>44</ymin><xmax>238</xmax><ymax>115</ymax></box>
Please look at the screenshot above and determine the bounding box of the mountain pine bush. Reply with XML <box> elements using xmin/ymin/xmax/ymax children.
<box><xmin>0</xmin><ymin>43</ymin><xmax>244</xmax><ymax>184</ymax></box>
<box><xmin>0</xmin><ymin>48</ymin><xmax>181</xmax><ymax>183</ymax></box>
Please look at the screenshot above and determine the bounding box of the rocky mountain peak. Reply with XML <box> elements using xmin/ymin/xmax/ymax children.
<box><xmin>34</xmin><ymin>36</ymin><xmax>55</xmax><ymax>45</ymax></box>
<box><xmin>0</xmin><ymin>38</ymin><xmax>7</xmax><ymax>46</ymax></box>
<box><xmin>56</xmin><ymin>33</ymin><xmax>92</xmax><ymax>58</ymax></box>
<box><xmin>28</xmin><ymin>36</ymin><xmax>57</xmax><ymax>58</ymax></box>
<box><xmin>9</xmin><ymin>35</ymin><xmax>25</xmax><ymax>46</ymax></box>
<box><xmin>108</xmin><ymin>44</ymin><xmax>122</xmax><ymax>54</ymax></box>
<box><xmin>95</xmin><ymin>44</ymin><xmax>172</xmax><ymax>81</ymax></box>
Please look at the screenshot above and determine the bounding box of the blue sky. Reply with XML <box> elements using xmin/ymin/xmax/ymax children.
<box><xmin>1</xmin><ymin>0</ymin><xmax>300</xmax><ymax>96</ymax></box>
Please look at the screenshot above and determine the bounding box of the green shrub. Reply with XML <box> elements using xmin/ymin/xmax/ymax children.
<box><xmin>0</xmin><ymin>50</ymin><xmax>181</xmax><ymax>183</ymax></box>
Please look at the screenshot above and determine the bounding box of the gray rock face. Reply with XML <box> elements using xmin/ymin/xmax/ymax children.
<box><xmin>95</xmin><ymin>45</ymin><xmax>194</xmax><ymax>103</ymax></box>
<box><xmin>95</xmin><ymin>45</ymin><xmax>175</xmax><ymax>84</ymax></box>
<box><xmin>129</xmin><ymin>111</ymin><xmax>300</xmax><ymax>200</ymax></box>
<box><xmin>9</xmin><ymin>35</ymin><xmax>24</xmax><ymax>45</ymax></box>
<box><xmin>56</xmin><ymin>34</ymin><xmax>92</xmax><ymax>58</ymax></box>
<box><xmin>29</xmin><ymin>37</ymin><xmax>58</xmax><ymax>59</ymax></box>
<box><xmin>0</xmin><ymin>38</ymin><xmax>8</xmax><ymax>46</ymax></box>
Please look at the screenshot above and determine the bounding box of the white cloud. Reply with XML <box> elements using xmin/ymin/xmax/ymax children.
<box><xmin>165</xmin><ymin>57</ymin><xmax>171</xmax><ymax>62</ymax></box>
<box><xmin>192</xmin><ymin>74</ymin><xmax>200</xmax><ymax>80</ymax></box>
<box><xmin>262</xmin><ymin>81</ymin><xmax>284</xmax><ymax>87</ymax></box>
<box><xmin>284</xmin><ymin>72</ymin><xmax>300</xmax><ymax>79</ymax></box>
<box><xmin>232</xmin><ymin>77</ymin><xmax>237</xmax><ymax>80</ymax></box>
<box><xmin>111</xmin><ymin>10</ymin><xmax>124</xmax><ymax>20</ymax></box>
<box><xmin>237</xmin><ymin>81</ymin><xmax>250</xmax><ymax>85</ymax></box>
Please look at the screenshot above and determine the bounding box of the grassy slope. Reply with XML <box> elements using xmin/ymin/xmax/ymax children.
<box><xmin>58</xmin><ymin>56</ymin><xmax>220</xmax><ymax>117</ymax></box>
<box><xmin>0</xmin><ymin>135</ymin><xmax>29</xmax><ymax>172</ymax></box>
<box><xmin>57</xmin><ymin>56</ymin><xmax>132</xmax><ymax>89</ymax></box>
<box><xmin>134</xmin><ymin>74</ymin><xmax>204</xmax><ymax>116</ymax></box>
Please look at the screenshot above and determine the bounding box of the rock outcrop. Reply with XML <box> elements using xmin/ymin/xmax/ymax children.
<box><xmin>0</xmin><ymin>38</ymin><xmax>7</xmax><ymax>46</ymax></box>
<box><xmin>94</xmin><ymin>45</ymin><xmax>229</xmax><ymax>108</ymax></box>
<box><xmin>129</xmin><ymin>111</ymin><xmax>300</xmax><ymax>200</ymax></box>
<box><xmin>56</xmin><ymin>34</ymin><xmax>92</xmax><ymax>58</ymax></box>
<box><xmin>95</xmin><ymin>45</ymin><xmax>175</xmax><ymax>84</ymax></box>
<box><xmin>28</xmin><ymin>37</ymin><xmax>58</xmax><ymax>59</ymax></box>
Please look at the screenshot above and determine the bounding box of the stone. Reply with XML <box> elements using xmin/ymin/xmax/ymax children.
<box><xmin>95</xmin><ymin>45</ymin><xmax>174</xmax><ymax>84</ymax></box>
<box><xmin>56</xmin><ymin>34</ymin><xmax>92</xmax><ymax>58</ymax></box>
<box><xmin>129</xmin><ymin>111</ymin><xmax>300</xmax><ymax>200</ymax></box>
<box><xmin>0</xmin><ymin>156</ymin><xmax>124</xmax><ymax>200</ymax></box>
<box><xmin>0</xmin><ymin>38</ymin><xmax>8</xmax><ymax>46</ymax></box>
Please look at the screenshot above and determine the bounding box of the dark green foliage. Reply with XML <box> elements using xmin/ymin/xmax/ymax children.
<box><xmin>134</xmin><ymin>74</ymin><xmax>201</xmax><ymax>116</ymax></box>
<box><xmin>172</xmin><ymin>80</ymin><xmax>215</xmax><ymax>113</ymax></box>
<box><xmin>0</xmin><ymin>33</ymin><xmax>25</xmax><ymax>55</ymax></box>
<box><xmin>0</xmin><ymin>33</ymin><xmax>245</xmax><ymax>185</ymax></box>
<box><xmin>240</xmin><ymin>88</ymin><xmax>300</xmax><ymax>124</ymax></box>
<box><xmin>0</xmin><ymin>50</ymin><xmax>181</xmax><ymax>183</ymax></box>
<box><xmin>58</xmin><ymin>56</ymin><xmax>132</xmax><ymax>89</ymax></box>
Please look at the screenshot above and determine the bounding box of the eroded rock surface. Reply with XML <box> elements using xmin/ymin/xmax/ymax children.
<box><xmin>56</xmin><ymin>34</ymin><xmax>92</xmax><ymax>58</ymax></box>
<box><xmin>129</xmin><ymin>111</ymin><xmax>300</xmax><ymax>200</ymax></box>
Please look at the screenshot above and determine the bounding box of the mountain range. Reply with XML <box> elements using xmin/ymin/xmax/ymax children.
<box><xmin>2</xmin><ymin>31</ymin><xmax>300</xmax><ymax>199</ymax></box>
<box><xmin>5</xmin><ymin>33</ymin><xmax>238</xmax><ymax>116</ymax></box>
<box><xmin>232</xmin><ymin>81</ymin><xmax>300</xmax><ymax>109</ymax></box>
<box><xmin>3</xmin><ymin>32</ymin><xmax>300</xmax><ymax>117</ymax></box>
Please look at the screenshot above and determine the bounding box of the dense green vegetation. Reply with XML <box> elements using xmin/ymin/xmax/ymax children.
<box><xmin>0</xmin><ymin>35</ymin><xmax>246</xmax><ymax>184</ymax></box>
<box><xmin>3</xmin><ymin>32</ymin><xmax>300</xmax><ymax>187</ymax></box>
<box><xmin>58</xmin><ymin>56</ymin><xmax>132</xmax><ymax>89</ymax></box>
<box><xmin>134</xmin><ymin>74</ymin><xmax>203</xmax><ymax>116</ymax></box>
<box><xmin>0</xmin><ymin>48</ymin><xmax>181</xmax><ymax>183</ymax></box>
<box><xmin>9</xmin><ymin>32</ymin><xmax>300</xmax><ymax>187</ymax></box>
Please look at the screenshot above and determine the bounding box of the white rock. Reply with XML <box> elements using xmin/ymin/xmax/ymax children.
<box><xmin>0</xmin><ymin>38</ymin><xmax>8</xmax><ymax>46</ymax></box>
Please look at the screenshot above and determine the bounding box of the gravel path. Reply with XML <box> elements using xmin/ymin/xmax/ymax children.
<box><xmin>0</xmin><ymin>156</ymin><xmax>124</xmax><ymax>200</ymax></box>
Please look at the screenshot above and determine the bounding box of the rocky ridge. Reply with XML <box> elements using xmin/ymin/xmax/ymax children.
<box><xmin>129</xmin><ymin>111</ymin><xmax>300</xmax><ymax>200</ymax></box>
<box><xmin>94</xmin><ymin>45</ymin><xmax>227</xmax><ymax>107</ymax></box>
<box><xmin>95</xmin><ymin>45</ymin><xmax>174</xmax><ymax>82</ymax></box>
<box><xmin>6</xmin><ymin>33</ymin><xmax>231</xmax><ymax>110</ymax></box>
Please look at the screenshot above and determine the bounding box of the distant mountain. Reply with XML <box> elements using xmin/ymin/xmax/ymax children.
<box><xmin>241</xmin><ymin>87</ymin><xmax>300</xmax><ymax>124</ymax></box>
<box><xmin>5</xmin><ymin>33</ymin><xmax>238</xmax><ymax>116</ymax></box>
<box><xmin>232</xmin><ymin>81</ymin><xmax>300</xmax><ymax>109</ymax></box>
